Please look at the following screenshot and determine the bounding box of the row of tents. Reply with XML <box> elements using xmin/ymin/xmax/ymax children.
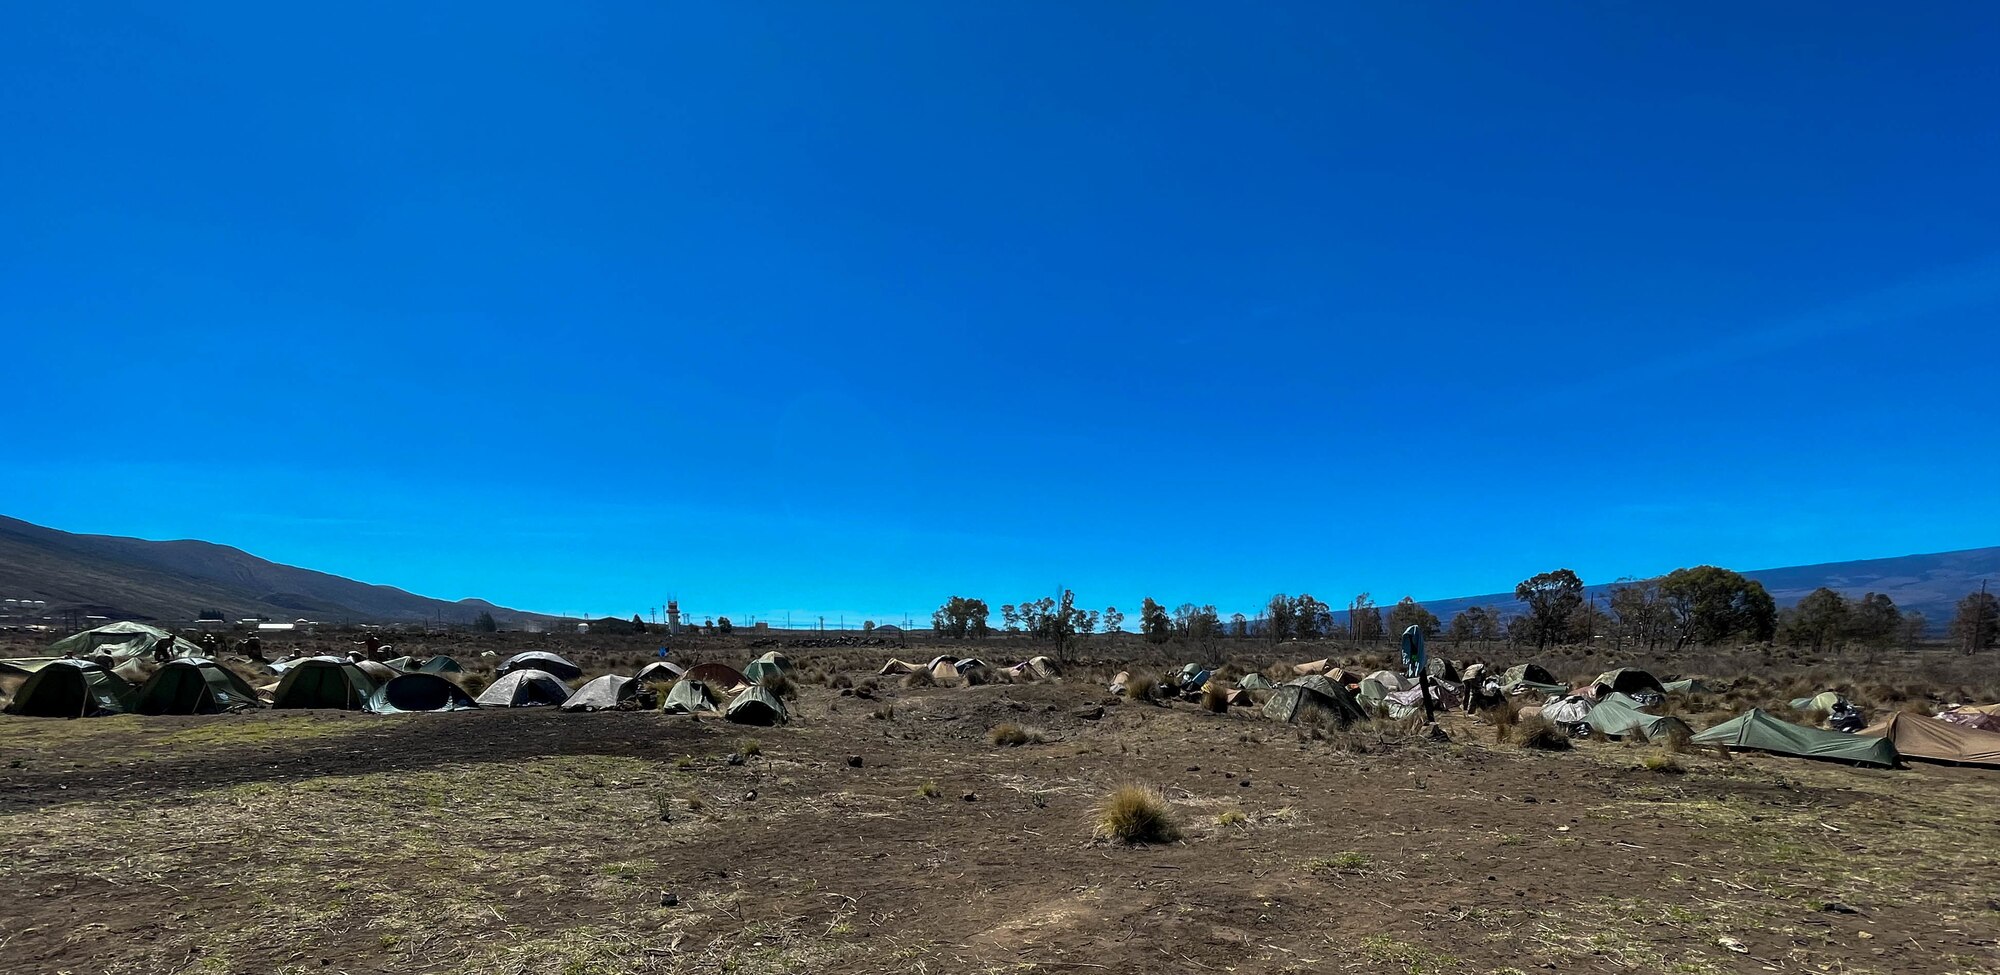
<box><xmin>2</xmin><ymin>653</ymin><xmax>792</xmax><ymax>727</ymax></box>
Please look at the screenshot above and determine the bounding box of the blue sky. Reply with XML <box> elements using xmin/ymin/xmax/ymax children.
<box><xmin>4</xmin><ymin>2</ymin><xmax>1997</xmax><ymax>625</ymax></box>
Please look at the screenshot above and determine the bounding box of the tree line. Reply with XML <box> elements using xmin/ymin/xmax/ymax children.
<box><xmin>930</xmin><ymin>568</ymin><xmax>2000</xmax><ymax>655</ymax></box>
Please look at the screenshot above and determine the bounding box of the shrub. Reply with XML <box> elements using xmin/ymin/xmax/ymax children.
<box><xmin>736</xmin><ymin>739</ymin><xmax>762</xmax><ymax>760</ymax></box>
<box><xmin>961</xmin><ymin>666</ymin><xmax>991</xmax><ymax>686</ymax></box>
<box><xmin>988</xmin><ymin>723</ymin><xmax>1043</xmax><ymax>747</ymax></box>
<box><xmin>901</xmin><ymin>670</ymin><xmax>935</xmax><ymax>689</ymax></box>
<box><xmin>1510</xmin><ymin>717</ymin><xmax>1572</xmax><ymax>752</ymax></box>
<box><xmin>1216</xmin><ymin>809</ymin><xmax>1248</xmax><ymax>827</ymax></box>
<box><xmin>1096</xmin><ymin>785</ymin><xmax>1181</xmax><ymax>844</ymax></box>
<box><xmin>1200</xmin><ymin>683</ymin><xmax>1230</xmax><ymax>713</ymax></box>
<box><xmin>761</xmin><ymin>672</ymin><xmax>797</xmax><ymax>700</ymax></box>
<box><xmin>1641</xmin><ymin>751</ymin><xmax>1685</xmax><ymax>774</ymax></box>
<box><xmin>1123</xmin><ymin>674</ymin><xmax>1158</xmax><ymax>704</ymax></box>
<box><xmin>916</xmin><ymin>780</ymin><xmax>940</xmax><ymax>798</ymax></box>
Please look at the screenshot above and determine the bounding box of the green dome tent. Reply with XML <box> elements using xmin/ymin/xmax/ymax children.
<box><xmin>134</xmin><ymin>659</ymin><xmax>263</xmax><ymax>715</ymax></box>
<box><xmin>1236</xmin><ymin>673</ymin><xmax>1274</xmax><ymax>691</ymax></box>
<box><xmin>562</xmin><ymin>675</ymin><xmax>641</xmax><ymax>712</ymax></box>
<box><xmin>725</xmin><ymin>685</ymin><xmax>789</xmax><ymax>726</ymax></box>
<box><xmin>417</xmin><ymin>655</ymin><xmax>463</xmax><ymax>674</ymax></box>
<box><xmin>1585</xmin><ymin>693</ymin><xmax>1692</xmax><ymax>742</ymax></box>
<box><xmin>743</xmin><ymin>652</ymin><xmax>795</xmax><ymax>684</ymax></box>
<box><xmin>1691</xmin><ymin>709</ymin><xmax>1898</xmax><ymax>768</ymax></box>
<box><xmin>271</xmin><ymin>658</ymin><xmax>377</xmax><ymax>710</ymax></box>
<box><xmin>1661</xmin><ymin>677</ymin><xmax>1710</xmax><ymax>695</ymax></box>
<box><xmin>367</xmin><ymin>673</ymin><xmax>478</xmax><ymax>713</ymax></box>
<box><xmin>636</xmin><ymin>661</ymin><xmax>685</xmax><ymax>682</ymax></box>
<box><xmin>1788</xmin><ymin>691</ymin><xmax>1847</xmax><ymax>712</ymax></box>
<box><xmin>1591</xmin><ymin>668</ymin><xmax>1665</xmax><ymax>698</ymax></box>
<box><xmin>4</xmin><ymin>660</ymin><xmax>136</xmax><ymax>718</ymax></box>
<box><xmin>47</xmin><ymin>621</ymin><xmax>182</xmax><ymax>661</ymax></box>
<box><xmin>496</xmin><ymin>652</ymin><xmax>581</xmax><ymax>682</ymax></box>
<box><xmin>662</xmin><ymin>679</ymin><xmax>722</xmax><ymax>714</ymax></box>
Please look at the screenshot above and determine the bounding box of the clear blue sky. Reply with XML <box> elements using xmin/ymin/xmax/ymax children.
<box><xmin>5</xmin><ymin>2</ymin><xmax>1997</xmax><ymax>625</ymax></box>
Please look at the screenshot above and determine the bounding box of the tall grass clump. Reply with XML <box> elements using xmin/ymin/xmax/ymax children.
<box><xmin>1200</xmin><ymin>682</ymin><xmax>1230</xmax><ymax>713</ymax></box>
<box><xmin>1096</xmin><ymin>785</ymin><xmax>1181</xmax><ymax>845</ymax></box>
<box><xmin>1509</xmin><ymin>716</ymin><xmax>1572</xmax><ymax>752</ymax></box>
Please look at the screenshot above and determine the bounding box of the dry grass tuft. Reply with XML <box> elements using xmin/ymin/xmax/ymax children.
<box><xmin>761</xmin><ymin>672</ymin><xmax>797</xmax><ymax>700</ymax></box>
<box><xmin>1509</xmin><ymin>716</ymin><xmax>1572</xmax><ymax>752</ymax></box>
<box><xmin>987</xmin><ymin>723</ymin><xmax>1043</xmax><ymax>747</ymax></box>
<box><xmin>1200</xmin><ymin>682</ymin><xmax>1230</xmax><ymax>713</ymax></box>
<box><xmin>901</xmin><ymin>669</ymin><xmax>936</xmax><ymax>689</ymax></box>
<box><xmin>1641</xmin><ymin>751</ymin><xmax>1685</xmax><ymax>774</ymax></box>
<box><xmin>1096</xmin><ymin>784</ymin><xmax>1181</xmax><ymax>845</ymax></box>
<box><xmin>1123</xmin><ymin>674</ymin><xmax>1159</xmax><ymax>704</ymax></box>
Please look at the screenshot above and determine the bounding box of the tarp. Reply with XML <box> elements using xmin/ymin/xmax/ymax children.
<box><xmin>1592</xmin><ymin>668</ymin><xmax>1665</xmax><ymax>697</ymax></box>
<box><xmin>562</xmin><ymin>675</ymin><xmax>640</xmax><ymax>712</ymax></box>
<box><xmin>367</xmin><ymin>673</ymin><xmax>478</xmax><ymax>713</ymax></box>
<box><xmin>270</xmin><ymin>658</ymin><xmax>376</xmax><ymax>710</ymax></box>
<box><xmin>1860</xmin><ymin>712</ymin><xmax>2000</xmax><ymax>768</ymax></box>
<box><xmin>3</xmin><ymin>660</ymin><xmax>136</xmax><ymax>717</ymax></box>
<box><xmin>1263</xmin><ymin>675</ymin><xmax>1366</xmax><ymax>726</ymax></box>
<box><xmin>1292</xmin><ymin>658</ymin><xmax>1333</xmax><ymax>676</ymax></box>
<box><xmin>476</xmin><ymin>669</ymin><xmax>571</xmax><ymax>707</ymax></box>
<box><xmin>1939</xmin><ymin>709</ymin><xmax>2000</xmax><ymax>733</ymax></box>
<box><xmin>47</xmin><ymin>621</ymin><xmax>181</xmax><ymax>661</ymax></box>
<box><xmin>636</xmin><ymin>661</ymin><xmax>686</xmax><ymax>682</ymax></box>
<box><xmin>134</xmin><ymin>659</ymin><xmax>263</xmax><ymax>715</ymax></box>
<box><xmin>662</xmin><ymin>679</ymin><xmax>722</xmax><ymax>714</ymax></box>
<box><xmin>353</xmin><ymin>660</ymin><xmax>401</xmax><ymax>684</ymax></box>
<box><xmin>878</xmin><ymin>658</ymin><xmax>923</xmax><ymax>675</ymax></box>
<box><xmin>496</xmin><ymin>651</ymin><xmax>582</xmax><ymax>681</ymax></box>
<box><xmin>1586</xmin><ymin>694</ymin><xmax>1692</xmax><ymax>741</ymax></box>
<box><xmin>725</xmin><ymin>685</ymin><xmax>788</xmax><ymax>725</ymax></box>
<box><xmin>1543</xmin><ymin>696</ymin><xmax>1595</xmax><ymax>725</ymax></box>
<box><xmin>1364</xmin><ymin>670</ymin><xmax>1412</xmax><ymax>692</ymax></box>
<box><xmin>1691</xmin><ymin>709</ymin><xmax>1898</xmax><ymax>768</ymax></box>
<box><xmin>1386</xmin><ymin>679</ymin><xmax>1461</xmax><ymax>714</ymax></box>
<box><xmin>682</xmin><ymin>663</ymin><xmax>748</xmax><ymax>689</ymax></box>
<box><xmin>0</xmin><ymin>657</ymin><xmax>65</xmax><ymax>677</ymax></box>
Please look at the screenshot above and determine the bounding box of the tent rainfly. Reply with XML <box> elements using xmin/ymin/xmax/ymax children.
<box><xmin>743</xmin><ymin>652</ymin><xmax>794</xmax><ymax>684</ymax></box>
<box><xmin>1236</xmin><ymin>673</ymin><xmax>1274</xmax><ymax>691</ymax></box>
<box><xmin>1691</xmin><ymin>709</ymin><xmax>1899</xmax><ymax>768</ymax></box>
<box><xmin>1591</xmin><ymin>668</ymin><xmax>1665</xmax><ymax>698</ymax></box>
<box><xmin>1263</xmin><ymin>676</ymin><xmax>1366</xmax><ymax>726</ymax></box>
<box><xmin>476</xmin><ymin>670</ymin><xmax>571</xmax><ymax>707</ymax></box>
<box><xmin>47</xmin><ymin>621</ymin><xmax>182</xmax><ymax>661</ymax></box>
<box><xmin>636</xmin><ymin>661</ymin><xmax>686</xmax><ymax>682</ymax></box>
<box><xmin>562</xmin><ymin>675</ymin><xmax>642</xmax><ymax>712</ymax></box>
<box><xmin>367</xmin><ymin>673</ymin><xmax>478</xmax><ymax>713</ymax></box>
<box><xmin>1585</xmin><ymin>693</ymin><xmax>1692</xmax><ymax>742</ymax></box>
<box><xmin>663</xmin><ymin>679</ymin><xmax>723</xmax><ymax>714</ymax></box>
<box><xmin>496</xmin><ymin>652</ymin><xmax>582</xmax><ymax>682</ymax></box>
<box><xmin>134</xmin><ymin>659</ymin><xmax>263</xmax><ymax>715</ymax></box>
<box><xmin>725</xmin><ymin>685</ymin><xmax>788</xmax><ymax>725</ymax></box>
<box><xmin>3</xmin><ymin>660</ymin><xmax>136</xmax><ymax>717</ymax></box>
<box><xmin>271</xmin><ymin>658</ymin><xmax>377</xmax><ymax>710</ymax></box>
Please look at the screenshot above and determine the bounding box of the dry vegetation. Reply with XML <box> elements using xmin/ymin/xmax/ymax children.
<box><xmin>1</xmin><ymin>627</ymin><xmax>1997</xmax><ymax>974</ymax></box>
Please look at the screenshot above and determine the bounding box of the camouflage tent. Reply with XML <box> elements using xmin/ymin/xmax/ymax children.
<box><xmin>4</xmin><ymin>660</ymin><xmax>136</xmax><ymax>717</ymax></box>
<box><xmin>1263</xmin><ymin>676</ymin><xmax>1366</xmax><ymax>726</ymax></box>
<box><xmin>133</xmin><ymin>659</ymin><xmax>262</xmax><ymax>715</ymax></box>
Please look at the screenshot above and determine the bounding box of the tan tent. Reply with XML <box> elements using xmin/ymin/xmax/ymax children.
<box><xmin>1861</xmin><ymin>712</ymin><xmax>2000</xmax><ymax>768</ymax></box>
<box><xmin>878</xmin><ymin>658</ymin><xmax>924</xmax><ymax>675</ymax></box>
<box><xmin>930</xmin><ymin>660</ymin><xmax>959</xmax><ymax>682</ymax></box>
<box><xmin>1292</xmin><ymin>658</ymin><xmax>1332</xmax><ymax>676</ymax></box>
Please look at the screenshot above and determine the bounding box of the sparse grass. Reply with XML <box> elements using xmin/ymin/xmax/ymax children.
<box><xmin>1216</xmin><ymin>809</ymin><xmax>1248</xmax><ymax>827</ymax></box>
<box><xmin>1304</xmin><ymin>850</ymin><xmax>1369</xmax><ymax>873</ymax></box>
<box><xmin>916</xmin><ymin>780</ymin><xmax>940</xmax><ymax>798</ymax></box>
<box><xmin>987</xmin><ymin>723</ymin><xmax>1044</xmax><ymax>747</ymax></box>
<box><xmin>1096</xmin><ymin>784</ymin><xmax>1181</xmax><ymax>844</ymax></box>
<box><xmin>736</xmin><ymin>739</ymin><xmax>762</xmax><ymax>760</ymax></box>
<box><xmin>900</xmin><ymin>669</ymin><xmax>935</xmax><ymax>689</ymax></box>
<box><xmin>1510</xmin><ymin>716</ymin><xmax>1572</xmax><ymax>752</ymax></box>
<box><xmin>1642</xmin><ymin>751</ymin><xmax>1686</xmax><ymax>775</ymax></box>
<box><xmin>673</xmin><ymin>754</ymin><xmax>695</xmax><ymax>770</ymax></box>
<box><xmin>760</xmin><ymin>672</ymin><xmax>797</xmax><ymax>700</ymax></box>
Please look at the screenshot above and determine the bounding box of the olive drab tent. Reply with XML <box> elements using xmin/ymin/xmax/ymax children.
<box><xmin>562</xmin><ymin>675</ymin><xmax>642</xmax><ymax>712</ymax></box>
<box><xmin>682</xmin><ymin>663</ymin><xmax>748</xmax><ymax>690</ymax></box>
<box><xmin>636</xmin><ymin>661</ymin><xmax>686</xmax><ymax>682</ymax></box>
<box><xmin>367</xmin><ymin>673</ymin><xmax>478</xmax><ymax>713</ymax></box>
<box><xmin>1584</xmin><ymin>693</ymin><xmax>1692</xmax><ymax>742</ymax></box>
<box><xmin>1860</xmin><ymin>712</ymin><xmax>2000</xmax><ymax>769</ymax></box>
<box><xmin>417</xmin><ymin>655</ymin><xmax>463</xmax><ymax>675</ymax></box>
<box><xmin>1263</xmin><ymin>675</ymin><xmax>1367</xmax><ymax>727</ymax></box>
<box><xmin>743</xmin><ymin>652</ymin><xmax>794</xmax><ymax>684</ymax></box>
<box><xmin>1691</xmin><ymin>709</ymin><xmax>1899</xmax><ymax>768</ymax></box>
<box><xmin>1591</xmin><ymin>668</ymin><xmax>1665</xmax><ymax>698</ymax></box>
<box><xmin>1661</xmin><ymin>677</ymin><xmax>1710</xmax><ymax>695</ymax></box>
<box><xmin>270</xmin><ymin>658</ymin><xmax>377</xmax><ymax>710</ymax></box>
<box><xmin>3</xmin><ymin>660</ymin><xmax>136</xmax><ymax>717</ymax></box>
<box><xmin>1236</xmin><ymin>673</ymin><xmax>1274</xmax><ymax>691</ymax></box>
<box><xmin>1788</xmin><ymin>691</ymin><xmax>1847</xmax><ymax>712</ymax></box>
<box><xmin>662</xmin><ymin>679</ymin><xmax>722</xmax><ymax>714</ymax></box>
<box><xmin>496</xmin><ymin>651</ymin><xmax>582</xmax><ymax>682</ymax></box>
<box><xmin>725</xmin><ymin>685</ymin><xmax>788</xmax><ymax>725</ymax></box>
<box><xmin>134</xmin><ymin>659</ymin><xmax>263</xmax><ymax>715</ymax></box>
<box><xmin>476</xmin><ymin>669</ymin><xmax>571</xmax><ymax>707</ymax></box>
<box><xmin>47</xmin><ymin>621</ymin><xmax>182</xmax><ymax>661</ymax></box>
<box><xmin>353</xmin><ymin>660</ymin><xmax>400</xmax><ymax>685</ymax></box>
<box><xmin>1502</xmin><ymin>664</ymin><xmax>1564</xmax><ymax>694</ymax></box>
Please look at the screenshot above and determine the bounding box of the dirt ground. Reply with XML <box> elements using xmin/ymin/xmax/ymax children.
<box><xmin>1</xmin><ymin>635</ymin><xmax>1997</xmax><ymax>975</ymax></box>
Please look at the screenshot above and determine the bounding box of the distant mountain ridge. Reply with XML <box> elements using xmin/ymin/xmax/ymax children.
<box><xmin>1392</xmin><ymin>546</ymin><xmax>2000</xmax><ymax>628</ymax></box>
<box><xmin>0</xmin><ymin>515</ymin><xmax>550</xmax><ymax>625</ymax></box>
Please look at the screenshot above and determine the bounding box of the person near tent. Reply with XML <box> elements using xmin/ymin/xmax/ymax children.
<box><xmin>198</xmin><ymin>632</ymin><xmax>220</xmax><ymax>656</ymax></box>
<box><xmin>1400</xmin><ymin>625</ymin><xmax>1427</xmax><ymax>679</ymax></box>
<box><xmin>153</xmin><ymin>635</ymin><xmax>177</xmax><ymax>662</ymax></box>
<box><xmin>241</xmin><ymin>633</ymin><xmax>265</xmax><ymax>662</ymax></box>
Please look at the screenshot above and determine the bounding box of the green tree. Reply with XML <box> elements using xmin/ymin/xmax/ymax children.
<box><xmin>1447</xmin><ymin>606</ymin><xmax>1500</xmax><ymax>645</ymax></box>
<box><xmin>1140</xmin><ymin>597</ymin><xmax>1172</xmax><ymax>644</ymax></box>
<box><xmin>1385</xmin><ymin>596</ymin><xmax>1441</xmax><ymax>638</ymax></box>
<box><xmin>631</xmin><ymin>613</ymin><xmax>647</xmax><ymax>634</ymax></box>
<box><xmin>930</xmin><ymin>597</ymin><xmax>991</xmax><ymax>639</ymax></box>
<box><xmin>1787</xmin><ymin>587</ymin><xmax>1847</xmax><ymax>652</ymax></box>
<box><xmin>1899</xmin><ymin>611</ymin><xmax>1928</xmax><ymax>651</ymax></box>
<box><xmin>1845</xmin><ymin>592</ymin><xmax>1901</xmax><ymax>650</ymax></box>
<box><xmin>1263</xmin><ymin>594</ymin><xmax>1295</xmax><ymax>643</ymax></box>
<box><xmin>1102</xmin><ymin>606</ymin><xmax>1124</xmax><ymax>635</ymax></box>
<box><xmin>1229</xmin><ymin>612</ymin><xmax>1249</xmax><ymax>638</ymax></box>
<box><xmin>1950</xmin><ymin>588</ymin><xmax>1999</xmax><ymax>654</ymax></box>
<box><xmin>1606</xmin><ymin>578</ymin><xmax>1668</xmax><ymax>651</ymax></box>
<box><xmin>1513</xmin><ymin>569</ymin><xmax>1584</xmax><ymax>650</ymax></box>
<box><xmin>1000</xmin><ymin>604</ymin><xmax>1020</xmax><ymax>633</ymax></box>
<box><xmin>1657</xmin><ymin>566</ymin><xmax>1775</xmax><ymax>648</ymax></box>
<box><xmin>474</xmin><ymin>611</ymin><xmax>498</xmax><ymax>633</ymax></box>
<box><xmin>1348</xmin><ymin>593</ymin><xmax>1384</xmax><ymax>643</ymax></box>
<box><xmin>716</xmin><ymin>616</ymin><xmax>734</xmax><ymax>635</ymax></box>
<box><xmin>1292</xmin><ymin>595</ymin><xmax>1332</xmax><ymax>640</ymax></box>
